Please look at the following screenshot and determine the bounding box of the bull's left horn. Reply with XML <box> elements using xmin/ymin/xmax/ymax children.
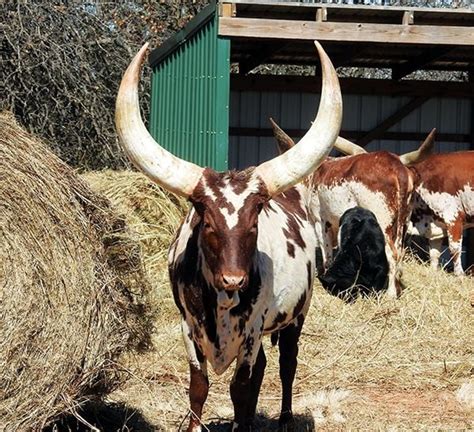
<box><xmin>334</xmin><ymin>136</ymin><xmax>367</xmax><ymax>156</ymax></box>
<box><xmin>256</xmin><ymin>41</ymin><xmax>342</xmax><ymax>196</ymax></box>
<box><xmin>115</xmin><ymin>43</ymin><xmax>204</xmax><ymax>198</ymax></box>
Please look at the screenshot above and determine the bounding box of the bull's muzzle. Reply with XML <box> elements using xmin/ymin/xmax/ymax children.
<box><xmin>218</xmin><ymin>271</ymin><xmax>248</xmax><ymax>292</ymax></box>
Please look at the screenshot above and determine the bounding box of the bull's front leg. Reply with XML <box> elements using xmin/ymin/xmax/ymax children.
<box><xmin>230</xmin><ymin>338</ymin><xmax>265</xmax><ymax>432</ymax></box>
<box><xmin>320</xmin><ymin>219</ymin><xmax>336</xmax><ymax>270</ymax></box>
<box><xmin>182</xmin><ymin>320</ymin><xmax>209</xmax><ymax>432</ymax></box>
<box><xmin>428</xmin><ymin>237</ymin><xmax>443</xmax><ymax>271</ymax></box>
<box><xmin>447</xmin><ymin>220</ymin><xmax>465</xmax><ymax>275</ymax></box>
<box><xmin>278</xmin><ymin>315</ymin><xmax>304</xmax><ymax>430</ymax></box>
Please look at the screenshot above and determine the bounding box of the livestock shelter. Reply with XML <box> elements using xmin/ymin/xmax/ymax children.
<box><xmin>149</xmin><ymin>0</ymin><xmax>474</xmax><ymax>264</ymax></box>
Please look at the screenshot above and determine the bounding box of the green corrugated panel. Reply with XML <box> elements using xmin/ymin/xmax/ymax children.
<box><xmin>150</xmin><ymin>7</ymin><xmax>229</xmax><ymax>171</ymax></box>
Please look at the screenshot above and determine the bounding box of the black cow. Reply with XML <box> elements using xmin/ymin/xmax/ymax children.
<box><xmin>318</xmin><ymin>207</ymin><xmax>389</xmax><ymax>300</ymax></box>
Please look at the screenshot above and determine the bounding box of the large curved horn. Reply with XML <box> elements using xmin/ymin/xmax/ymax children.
<box><xmin>399</xmin><ymin>128</ymin><xmax>436</xmax><ymax>166</ymax></box>
<box><xmin>115</xmin><ymin>43</ymin><xmax>204</xmax><ymax>198</ymax></box>
<box><xmin>256</xmin><ymin>41</ymin><xmax>342</xmax><ymax>196</ymax></box>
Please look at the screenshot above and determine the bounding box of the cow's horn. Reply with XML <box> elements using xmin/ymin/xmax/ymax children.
<box><xmin>334</xmin><ymin>136</ymin><xmax>367</xmax><ymax>156</ymax></box>
<box><xmin>115</xmin><ymin>43</ymin><xmax>204</xmax><ymax>198</ymax></box>
<box><xmin>270</xmin><ymin>117</ymin><xmax>295</xmax><ymax>154</ymax></box>
<box><xmin>399</xmin><ymin>128</ymin><xmax>436</xmax><ymax>166</ymax></box>
<box><xmin>256</xmin><ymin>41</ymin><xmax>342</xmax><ymax>196</ymax></box>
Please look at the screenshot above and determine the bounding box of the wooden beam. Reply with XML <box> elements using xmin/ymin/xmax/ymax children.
<box><xmin>465</xmin><ymin>80</ymin><xmax>474</xmax><ymax>278</ymax></box>
<box><xmin>316</xmin><ymin>7</ymin><xmax>327</xmax><ymax>23</ymax></box>
<box><xmin>402</xmin><ymin>10</ymin><xmax>414</xmax><ymax>26</ymax></box>
<box><xmin>357</xmin><ymin>96</ymin><xmax>430</xmax><ymax>147</ymax></box>
<box><xmin>230</xmin><ymin>75</ymin><xmax>474</xmax><ymax>99</ymax></box>
<box><xmin>229</xmin><ymin>127</ymin><xmax>470</xmax><ymax>144</ymax></box>
<box><xmin>392</xmin><ymin>46</ymin><xmax>454</xmax><ymax>81</ymax></box>
<box><xmin>239</xmin><ymin>43</ymin><xmax>290</xmax><ymax>75</ymax></box>
<box><xmin>219</xmin><ymin>17</ymin><xmax>474</xmax><ymax>46</ymax></box>
<box><xmin>219</xmin><ymin>3</ymin><xmax>236</xmax><ymax>18</ymax></box>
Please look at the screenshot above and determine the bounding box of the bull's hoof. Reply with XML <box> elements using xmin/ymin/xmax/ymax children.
<box><xmin>231</xmin><ymin>421</ymin><xmax>252</xmax><ymax>432</ymax></box>
<box><xmin>278</xmin><ymin>411</ymin><xmax>295</xmax><ymax>431</ymax></box>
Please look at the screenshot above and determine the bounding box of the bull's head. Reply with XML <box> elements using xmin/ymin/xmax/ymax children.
<box><xmin>115</xmin><ymin>41</ymin><xmax>342</xmax><ymax>293</ymax></box>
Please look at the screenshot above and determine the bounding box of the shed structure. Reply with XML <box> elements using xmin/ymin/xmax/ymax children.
<box><xmin>149</xmin><ymin>0</ymin><xmax>474</xmax><ymax>267</ymax></box>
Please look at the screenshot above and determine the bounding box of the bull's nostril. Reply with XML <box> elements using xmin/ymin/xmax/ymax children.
<box><xmin>222</xmin><ymin>274</ymin><xmax>246</xmax><ymax>289</ymax></box>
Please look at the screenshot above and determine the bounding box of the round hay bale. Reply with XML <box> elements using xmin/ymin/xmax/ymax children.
<box><xmin>82</xmin><ymin>170</ymin><xmax>188</xmax><ymax>286</ymax></box>
<box><xmin>0</xmin><ymin>112</ymin><xmax>152</xmax><ymax>431</ymax></box>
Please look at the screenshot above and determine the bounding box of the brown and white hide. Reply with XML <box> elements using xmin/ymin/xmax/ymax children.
<box><xmin>409</xmin><ymin>151</ymin><xmax>474</xmax><ymax>275</ymax></box>
<box><xmin>312</xmin><ymin>152</ymin><xmax>416</xmax><ymax>297</ymax></box>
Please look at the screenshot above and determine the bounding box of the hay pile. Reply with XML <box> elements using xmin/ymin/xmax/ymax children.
<box><xmin>82</xmin><ymin>170</ymin><xmax>189</xmax><ymax>296</ymax></box>
<box><xmin>0</xmin><ymin>112</ymin><xmax>152</xmax><ymax>431</ymax></box>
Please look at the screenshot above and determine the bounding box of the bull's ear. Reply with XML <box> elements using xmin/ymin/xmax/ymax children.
<box><xmin>189</xmin><ymin>197</ymin><xmax>205</xmax><ymax>217</ymax></box>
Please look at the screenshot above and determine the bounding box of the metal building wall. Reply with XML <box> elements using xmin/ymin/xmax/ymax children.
<box><xmin>229</xmin><ymin>90</ymin><xmax>471</xmax><ymax>169</ymax></box>
<box><xmin>150</xmin><ymin>13</ymin><xmax>230</xmax><ymax>171</ymax></box>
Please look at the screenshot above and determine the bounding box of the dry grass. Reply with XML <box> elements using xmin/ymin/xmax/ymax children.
<box><xmin>0</xmin><ymin>114</ymin><xmax>153</xmax><ymax>431</ymax></box>
<box><xmin>69</xmin><ymin>171</ymin><xmax>474</xmax><ymax>430</ymax></box>
<box><xmin>82</xmin><ymin>171</ymin><xmax>188</xmax><ymax>305</ymax></box>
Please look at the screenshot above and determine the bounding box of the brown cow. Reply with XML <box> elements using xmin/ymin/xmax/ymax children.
<box><xmin>332</xmin><ymin>133</ymin><xmax>473</xmax><ymax>276</ymax></box>
<box><xmin>271</xmin><ymin>119</ymin><xmax>425</xmax><ymax>297</ymax></box>
<box><xmin>409</xmin><ymin>151</ymin><xmax>474</xmax><ymax>275</ymax></box>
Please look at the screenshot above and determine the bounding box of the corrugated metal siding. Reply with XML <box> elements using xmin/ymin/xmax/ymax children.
<box><xmin>229</xmin><ymin>90</ymin><xmax>471</xmax><ymax>169</ymax></box>
<box><xmin>150</xmin><ymin>15</ymin><xmax>230</xmax><ymax>171</ymax></box>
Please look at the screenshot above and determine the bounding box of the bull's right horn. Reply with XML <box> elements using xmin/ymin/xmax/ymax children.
<box><xmin>115</xmin><ymin>43</ymin><xmax>204</xmax><ymax>198</ymax></box>
<box><xmin>399</xmin><ymin>128</ymin><xmax>436</xmax><ymax>166</ymax></box>
<box><xmin>256</xmin><ymin>42</ymin><xmax>342</xmax><ymax>196</ymax></box>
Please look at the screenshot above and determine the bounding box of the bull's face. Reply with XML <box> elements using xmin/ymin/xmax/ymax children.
<box><xmin>191</xmin><ymin>169</ymin><xmax>268</xmax><ymax>292</ymax></box>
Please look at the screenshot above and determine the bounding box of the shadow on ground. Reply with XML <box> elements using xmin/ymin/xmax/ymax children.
<box><xmin>45</xmin><ymin>400</ymin><xmax>157</xmax><ymax>432</ymax></box>
<box><xmin>205</xmin><ymin>413</ymin><xmax>316</xmax><ymax>431</ymax></box>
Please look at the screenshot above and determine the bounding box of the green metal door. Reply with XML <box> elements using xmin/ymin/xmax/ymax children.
<box><xmin>150</xmin><ymin>4</ymin><xmax>230</xmax><ymax>171</ymax></box>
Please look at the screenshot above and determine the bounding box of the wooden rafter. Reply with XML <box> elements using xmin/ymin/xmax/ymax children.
<box><xmin>239</xmin><ymin>43</ymin><xmax>290</xmax><ymax>75</ymax></box>
<box><xmin>230</xmin><ymin>75</ymin><xmax>474</xmax><ymax>99</ymax></box>
<box><xmin>220</xmin><ymin>18</ymin><xmax>474</xmax><ymax>46</ymax></box>
<box><xmin>356</xmin><ymin>96</ymin><xmax>430</xmax><ymax>147</ymax></box>
<box><xmin>392</xmin><ymin>46</ymin><xmax>455</xmax><ymax>81</ymax></box>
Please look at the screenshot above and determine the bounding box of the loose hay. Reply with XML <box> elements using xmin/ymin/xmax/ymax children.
<box><xmin>82</xmin><ymin>170</ymin><xmax>189</xmax><ymax>311</ymax></box>
<box><xmin>0</xmin><ymin>112</ymin><xmax>152</xmax><ymax>431</ymax></box>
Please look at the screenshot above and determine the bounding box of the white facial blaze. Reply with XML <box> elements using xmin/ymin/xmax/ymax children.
<box><xmin>203</xmin><ymin>173</ymin><xmax>262</xmax><ymax>229</ymax></box>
